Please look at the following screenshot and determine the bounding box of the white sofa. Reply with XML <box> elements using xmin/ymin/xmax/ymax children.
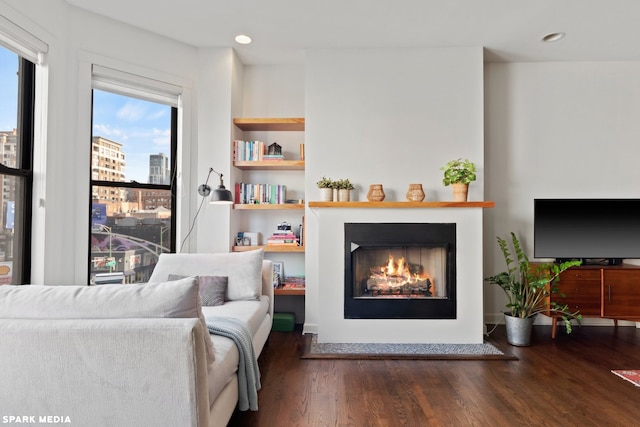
<box><xmin>0</xmin><ymin>250</ymin><xmax>273</xmax><ymax>427</ymax></box>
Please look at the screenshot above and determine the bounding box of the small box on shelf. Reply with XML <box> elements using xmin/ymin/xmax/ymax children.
<box><xmin>236</xmin><ymin>231</ymin><xmax>261</xmax><ymax>246</ymax></box>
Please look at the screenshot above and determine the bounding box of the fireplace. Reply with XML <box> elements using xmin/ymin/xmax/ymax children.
<box><xmin>344</xmin><ymin>223</ymin><xmax>456</xmax><ymax>319</ymax></box>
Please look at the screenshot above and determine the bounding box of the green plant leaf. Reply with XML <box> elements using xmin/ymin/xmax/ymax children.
<box><xmin>484</xmin><ymin>232</ymin><xmax>583</xmax><ymax>326</ymax></box>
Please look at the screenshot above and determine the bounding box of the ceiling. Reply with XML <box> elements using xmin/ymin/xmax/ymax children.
<box><xmin>65</xmin><ymin>0</ymin><xmax>640</xmax><ymax>65</ymax></box>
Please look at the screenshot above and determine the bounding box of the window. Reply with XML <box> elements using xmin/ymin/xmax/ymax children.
<box><xmin>90</xmin><ymin>66</ymin><xmax>179</xmax><ymax>284</ymax></box>
<box><xmin>0</xmin><ymin>45</ymin><xmax>35</xmax><ymax>284</ymax></box>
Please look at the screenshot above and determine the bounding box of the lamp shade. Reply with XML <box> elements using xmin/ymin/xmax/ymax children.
<box><xmin>199</xmin><ymin>167</ymin><xmax>234</xmax><ymax>204</ymax></box>
<box><xmin>210</xmin><ymin>185</ymin><xmax>233</xmax><ymax>204</ymax></box>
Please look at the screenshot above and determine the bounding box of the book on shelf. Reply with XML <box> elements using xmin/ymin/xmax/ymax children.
<box><xmin>267</xmin><ymin>224</ymin><xmax>299</xmax><ymax>245</ymax></box>
<box><xmin>269</xmin><ymin>231</ymin><xmax>296</xmax><ymax>237</ymax></box>
<box><xmin>233</xmin><ymin>140</ymin><xmax>266</xmax><ymax>162</ymax></box>
<box><xmin>267</xmin><ymin>239</ymin><xmax>299</xmax><ymax>245</ymax></box>
<box><xmin>234</xmin><ymin>182</ymin><xmax>287</xmax><ymax>204</ymax></box>
<box><xmin>281</xmin><ymin>275</ymin><xmax>305</xmax><ymax>289</ymax></box>
<box><xmin>299</xmin><ymin>219</ymin><xmax>304</xmax><ymax>246</ymax></box>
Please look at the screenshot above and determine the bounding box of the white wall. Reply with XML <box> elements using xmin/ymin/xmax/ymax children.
<box><xmin>193</xmin><ymin>47</ymin><xmax>238</xmax><ymax>254</ymax></box>
<box><xmin>484</xmin><ymin>61</ymin><xmax>640</xmax><ymax>325</ymax></box>
<box><xmin>305</xmin><ymin>47</ymin><xmax>485</xmax><ymax>337</ymax></box>
<box><xmin>305</xmin><ymin>47</ymin><xmax>485</xmax><ymax>204</ymax></box>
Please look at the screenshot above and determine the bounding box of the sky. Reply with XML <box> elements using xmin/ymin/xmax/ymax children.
<box><xmin>0</xmin><ymin>47</ymin><xmax>18</xmax><ymax>131</ymax></box>
<box><xmin>92</xmin><ymin>90</ymin><xmax>172</xmax><ymax>183</ymax></box>
<box><xmin>0</xmin><ymin>44</ymin><xmax>171</xmax><ymax>183</ymax></box>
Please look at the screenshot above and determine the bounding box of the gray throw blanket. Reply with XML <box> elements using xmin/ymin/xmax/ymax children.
<box><xmin>206</xmin><ymin>316</ymin><xmax>261</xmax><ymax>411</ymax></box>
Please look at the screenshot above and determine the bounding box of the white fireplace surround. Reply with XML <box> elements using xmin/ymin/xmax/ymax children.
<box><xmin>309</xmin><ymin>206</ymin><xmax>485</xmax><ymax>344</ymax></box>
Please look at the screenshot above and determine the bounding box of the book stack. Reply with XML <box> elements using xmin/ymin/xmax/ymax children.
<box><xmin>281</xmin><ymin>275</ymin><xmax>305</xmax><ymax>290</ymax></box>
<box><xmin>266</xmin><ymin>228</ymin><xmax>299</xmax><ymax>246</ymax></box>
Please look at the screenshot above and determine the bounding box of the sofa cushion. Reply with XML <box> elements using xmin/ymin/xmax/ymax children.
<box><xmin>150</xmin><ymin>250</ymin><xmax>264</xmax><ymax>301</ymax></box>
<box><xmin>0</xmin><ymin>277</ymin><xmax>216</xmax><ymax>364</ymax></box>
<box><xmin>169</xmin><ymin>275</ymin><xmax>227</xmax><ymax>307</ymax></box>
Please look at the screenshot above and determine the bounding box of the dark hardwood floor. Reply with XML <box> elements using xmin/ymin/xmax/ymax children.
<box><xmin>228</xmin><ymin>325</ymin><xmax>640</xmax><ymax>427</ymax></box>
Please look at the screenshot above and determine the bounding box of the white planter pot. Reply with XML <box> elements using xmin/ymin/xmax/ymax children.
<box><xmin>319</xmin><ymin>188</ymin><xmax>333</xmax><ymax>201</ymax></box>
<box><xmin>338</xmin><ymin>189</ymin><xmax>351</xmax><ymax>202</ymax></box>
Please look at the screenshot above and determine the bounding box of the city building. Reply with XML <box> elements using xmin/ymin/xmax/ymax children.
<box><xmin>91</xmin><ymin>136</ymin><xmax>127</xmax><ymax>207</ymax></box>
<box><xmin>149</xmin><ymin>152</ymin><xmax>169</xmax><ymax>185</ymax></box>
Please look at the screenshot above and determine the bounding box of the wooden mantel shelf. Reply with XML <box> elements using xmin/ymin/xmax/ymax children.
<box><xmin>233</xmin><ymin>118</ymin><xmax>305</xmax><ymax>131</ymax></box>
<box><xmin>308</xmin><ymin>201</ymin><xmax>495</xmax><ymax>208</ymax></box>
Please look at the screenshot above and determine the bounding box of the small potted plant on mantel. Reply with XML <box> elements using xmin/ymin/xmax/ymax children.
<box><xmin>316</xmin><ymin>176</ymin><xmax>334</xmax><ymax>201</ymax></box>
<box><xmin>440</xmin><ymin>158</ymin><xmax>476</xmax><ymax>201</ymax></box>
<box><xmin>335</xmin><ymin>179</ymin><xmax>355</xmax><ymax>202</ymax></box>
<box><xmin>484</xmin><ymin>232</ymin><xmax>582</xmax><ymax>346</ymax></box>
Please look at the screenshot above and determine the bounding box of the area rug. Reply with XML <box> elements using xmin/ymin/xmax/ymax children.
<box><xmin>301</xmin><ymin>335</ymin><xmax>517</xmax><ymax>360</ymax></box>
<box><xmin>611</xmin><ymin>370</ymin><xmax>640</xmax><ymax>387</ymax></box>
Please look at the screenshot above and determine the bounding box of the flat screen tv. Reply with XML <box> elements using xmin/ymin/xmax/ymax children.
<box><xmin>534</xmin><ymin>198</ymin><xmax>640</xmax><ymax>264</ymax></box>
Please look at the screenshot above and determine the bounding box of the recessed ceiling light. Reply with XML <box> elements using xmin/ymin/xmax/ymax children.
<box><xmin>541</xmin><ymin>32</ymin><xmax>566</xmax><ymax>43</ymax></box>
<box><xmin>235</xmin><ymin>34</ymin><xmax>252</xmax><ymax>45</ymax></box>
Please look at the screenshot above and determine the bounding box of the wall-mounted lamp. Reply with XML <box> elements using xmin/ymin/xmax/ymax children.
<box><xmin>198</xmin><ymin>168</ymin><xmax>234</xmax><ymax>204</ymax></box>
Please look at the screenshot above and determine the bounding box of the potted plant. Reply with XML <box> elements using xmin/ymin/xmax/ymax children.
<box><xmin>484</xmin><ymin>232</ymin><xmax>582</xmax><ymax>346</ymax></box>
<box><xmin>316</xmin><ymin>176</ymin><xmax>334</xmax><ymax>201</ymax></box>
<box><xmin>335</xmin><ymin>179</ymin><xmax>355</xmax><ymax>201</ymax></box>
<box><xmin>440</xmin><ymin>158</ymin><xmax>476</xmax><ymax>201</ymax></box>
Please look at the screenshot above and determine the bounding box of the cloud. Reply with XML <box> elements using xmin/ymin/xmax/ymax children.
<box><xmin>116</xmin><ymin>100</ymin><xmax>147</xmax><ymax>122</ymax></box>
<box><xmin>148</xmin><ymin>109</ymin><xmax>167</xmax><ymax>121</ymax></box>
<box><xmin>93</xmin><ymin>123</ymin><xmax>128</xmax><ymax>141</ymax></box>
<box><xmin>151</xmin><ymin>128</ymin><xmax>170</xmax><ymax>150</ymax></box>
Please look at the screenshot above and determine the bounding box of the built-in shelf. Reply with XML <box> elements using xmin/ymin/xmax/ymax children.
<box><xmin>308</xmin><ymin>201</ymin><xmax>495</xmax><ymax>208</ymax></box>
<box><xmin>232</xmin><ymin>245</ymin><xmax>305</xmax><ymax>253</ymax></box>
<box><xmin>233</xmin><ymin>160</ymin><xmax>305</xmax><ymax>170</ymax></box>
<box><xmin>233</xmin><ymin>117</ymin><xmax>305</xmax><ymax>132</ymax></box>
<box><xmin>234</xmin><ymin>204</ymin><xmax>305</xmax><ymax>210</ymax></box>
<box><xmin>233</xmin><ymin>117</ymin><xmax>306</xmax><ymax>303</ymax></box>
<box><xmin>274</xmin><ymin>287</ymin><xmax>305</xmax><ymax>296</ymax></box>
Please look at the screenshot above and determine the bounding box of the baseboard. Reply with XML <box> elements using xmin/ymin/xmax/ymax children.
<box><xmin>484</xmin><ymin>313</ymin><xmax>638</xmax><ymax>327</ymax></box>
<box><xmin>302</xmin><ymin>322</ymin><xmax>318</xmax><ymax>335</ymax></box>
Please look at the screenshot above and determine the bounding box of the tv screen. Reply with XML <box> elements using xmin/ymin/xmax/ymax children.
<box><xmin>534</xmin><ymin>198</ymin><xmax>640</xmax><ymax>261</ymax></box>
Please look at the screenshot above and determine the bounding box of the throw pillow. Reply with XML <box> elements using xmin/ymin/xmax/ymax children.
<box><xmin>169</xmin><ymin>275</ymin><xmax>228</xmax><ymax>307</ymax></box>
<box><xmin>150</xmin><ymin>249</ymin><xmax>264</xmax><ymax>301</ymax></box>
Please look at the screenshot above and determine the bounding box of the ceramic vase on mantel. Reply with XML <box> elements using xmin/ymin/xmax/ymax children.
<box><xmin>338</xmin><ymin>189</ymin><xmax>351</xmax><ymax>202</ymax></box>
<box><xmin>406</xmin><ymin>183</ymin><xmax>425</xmax><ymax>202</ymax></box>
<box><xmin>367</xmin><ymin>184</ymin><xmax>385</xmax><ymax>202</ymax></box>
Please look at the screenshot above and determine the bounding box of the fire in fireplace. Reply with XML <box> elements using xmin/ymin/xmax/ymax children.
<box><xmin>344</xmin><ymin>223</ymin><xmax>456</xmax><ymax>319</ymax></box>
<box><xmin>359</xmin><ymin>251</ymin><xmax>441</xmax><ymax>298</ymax></box>
<box><xmin>366</xmin><ymin>253</ymin><xmax>434</xmax><ymax>297</ymax></box>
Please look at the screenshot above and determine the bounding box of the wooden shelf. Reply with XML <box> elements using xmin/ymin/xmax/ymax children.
<box><xmin>234</xmin><ymin>160</ymin><xmax>304</xmax><ymax>170</ymax></box>
<box><xmin>233</xmin><ymin>118</ymin><xmax>305</xmax><ymax>132</ymax></box>
<box><xmin>234</xmin><ymin>203</ymin><xmax>304</xmax><ymax>210</ymax></box>
<box><xmin>232</xmin><ymin>245</ymin><xmax>305</xmax><ymax>253</ymax></box>
<box><xmin>274</xmin><ymin>287</ymin><xmax>305</xmax><ymax>296</ymax></box>
<box><xmin>308</xmin><ymin>201</ymin><xmax>495</xmax><ymax>208</ymax></box>
<box><xmin>232</xmin><ymin>116</ymin><xmax>306</xmax><ymax>300</ymax></box>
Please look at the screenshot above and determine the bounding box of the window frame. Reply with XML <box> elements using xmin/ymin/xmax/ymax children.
<box><xmin>0</xmin><ymin>56</ymin><xmax>35</xmax><ymax>284</ymax></box>
<box><xmin>88</xmin><ymin>76</ymin><xmax>179</xmax><ymax>284</ymax></box>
